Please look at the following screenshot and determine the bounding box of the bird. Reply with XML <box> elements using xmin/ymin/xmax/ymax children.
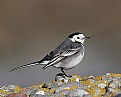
<box><xmin>9</xmin><ymin>32</ymin><xmax>90</xmax><ymax>77</ymax></box>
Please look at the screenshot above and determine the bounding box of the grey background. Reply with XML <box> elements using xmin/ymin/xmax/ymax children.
<box><xmin>0</xmin><ymin>0</ymin><xmax>121</xmax><ymax>87</ymax></box>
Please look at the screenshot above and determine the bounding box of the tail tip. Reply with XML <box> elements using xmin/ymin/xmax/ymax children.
<box><xmin>9</xmin><ymin>69</ymin><xmax>13</xmax><ymax>72</ymax></box>
<box><xmin>42</xmin><ymin>66</ymin><xmax>46</xmax><ymax>70</ymax></box>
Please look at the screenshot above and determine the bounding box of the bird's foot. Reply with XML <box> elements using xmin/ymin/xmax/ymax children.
<box><xmin>60</xmin><ymin>68</ymin><xmax>72</xmax><ymax>78</ymax></box>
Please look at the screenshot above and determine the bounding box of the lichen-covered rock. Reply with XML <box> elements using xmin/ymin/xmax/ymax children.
<box><xmin>1</xmin><ymin>73</ymin><xmax>121</xmax><ymax>97</ymax></box>
<box><xmin>0</xmin><ymin>85</ymin><xmax>21</xmax><ymax>97</ymax></box>
<box><xmin>68</xmin><ymin>89</ymin><xmax>89</xmax><ymax>97</ymax></box>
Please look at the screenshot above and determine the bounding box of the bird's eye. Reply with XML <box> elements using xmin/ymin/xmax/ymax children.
<box><xmin>77</xmin><ymin>37</ymin><xmax>80</xmax><ymax>39</ymax></box>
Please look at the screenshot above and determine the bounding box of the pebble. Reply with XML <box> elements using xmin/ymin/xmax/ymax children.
<box><xmin>109</xmin><ymin>80</ymin><xmax>120</xmax><ymax>88</ymax></box>
<box><xmin>68</xmin><ymin>89</ymin><xmax>89</xmax><ymax>97</ymax></box>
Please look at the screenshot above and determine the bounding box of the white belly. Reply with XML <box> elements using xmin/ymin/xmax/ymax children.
<box><xmin>54</xmin><ymin>50</ymin><xmax>85</xmax><ymax>69</ymax></box>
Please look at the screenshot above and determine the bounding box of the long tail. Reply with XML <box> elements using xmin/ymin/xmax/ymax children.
<box><xmin>9</xmin><ymin>61</ymin><xmax>42</xmax><ymax>72</ymax></box>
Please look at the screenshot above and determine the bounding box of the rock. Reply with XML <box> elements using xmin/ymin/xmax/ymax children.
<box><xmin>29</xmin><ymin>88</ymin><xmax>38</xmax><ymax>97</ymax></box>
<box><xmin>55</xmin><ymin>73</ymin><xmax>66</xmax><ymax>81</ymax></box>
<box><xmin>1</xmin><ymin>73</ymin><xmax>121</xmax><ymax>96</ymax></box>
<box><xmin>109</xmin><ymin>80</ymin><xmax>120</xmax><ymax>88</ymax></box>
<box><xmin>7</xmin><ymin>93</ymin><xmax>27</xmax><ymax>97</ymax></box>
<box><xmin>115</xmin><ymin>94</ymin><xmax>121</xmax><ymax>97</ymax></box>
<box><xmin>68</xmin><ymin>89</ymin><xmax>89</xmax><ymax>97</ymax></box>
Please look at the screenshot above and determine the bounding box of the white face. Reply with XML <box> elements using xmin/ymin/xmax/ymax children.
<box><xmin>71</xmin><ymin>34</ymin><xmax>85</xmax><ymax>44</ymax></box>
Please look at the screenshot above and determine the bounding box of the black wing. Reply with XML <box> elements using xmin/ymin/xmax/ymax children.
<box><xmin>42</xmin><ymin>39</ymin><xmax>82</xmax><ymax>69</ymax></box>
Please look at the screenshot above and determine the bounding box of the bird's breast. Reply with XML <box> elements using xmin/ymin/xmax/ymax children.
<box><xmin>54</xmin><ymin>49</ymin><xmax>85</xmax><ymax>69</ymax></box>
<box><xmin>64</xmin><ymin>50</ymin><xmax>84</xmax><ymax>69</ymax></box>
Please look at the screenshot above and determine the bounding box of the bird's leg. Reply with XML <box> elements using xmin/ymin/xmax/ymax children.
<box><xmin>61</xmin><ymin>68</ymin><xmax>72</xmax><ymax>77</ymax></box>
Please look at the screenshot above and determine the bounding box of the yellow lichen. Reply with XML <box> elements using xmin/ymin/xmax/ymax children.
<box><xmin>31</xmin><ymin>85</ymin><xmax>39</xmax><ymax>89</ymax></box>
<box><xmin>85</xmin><ymin>79</ymin><xmax>91</xmax><ymax>85</ymax></box>
<box><xmin>96</xmin><ymin>80</ymin><xmax>107</xmax><ymax>86</ymax></box>
<box><xmin>80</xmin><ymin>80</ymin><xmax>86</xmax><ymax>85</ymax></box>
<box><xmin>39</xmin><ymin>83</ymin><xmax>45</xmax><ymax>88</ymax></box>
<box><xmin>94</xmin><ymin>76</ymin><xmax>103</xmax><ymax>81</ymax></box>
<box><xmin>86</xmin><ymin>87</ymin><xmax>97</xmax><ymax>94</ymax></box>
<box><xmin>40</xmin><ymin>88</ymin><xmax>49</xmax><ymax>93</ymax></box>
<box><xmin>112</xmin><ymin>73</ymin><xmax>121</xmax><ymax>77</ymax></box>
<box><xmin>71</xmin><ymin>75</ymin><xmax>82</xmax><ymax>82</ymax></box>
<box><xmin>14</xmin><ymin>85</ymin><xmax>21</xmax><ymax>93</ymax></box>
<box><xmin>90</xmin><ymin>82</ymin><xmax>96</xmax><ymax>87</ymax></box>
<box><xmin>49</xmin><ymin>88</ymin><xmax>56</xmax><ymax>93</ymax></box>
<box><xmin>87</xmin><ymin>86</ymin><xmax>106</xmax><ymax>97</ymax></box>
<box><xmin>69</xmin><ymin>85</ymin><xmax>78</xmax><ymax>90</ymax></box>
<box><xmin>80</xmin><ymin>79</ymin><xmax>94</xmax><ymax>86</ymax></box>
<box><xmin>92</xmin><ymin>95</ymin><xmax>102</xmax><ymax>97</ymax></box>
<box><xmin>63</xmin><ymin>87</ymin><xmax>71</xmax><ymax>90</ymax></box>
<box><xmin>98</xmin><ymin>86</ymin><xmax>106</xmax><ymax>95</ymax></box>
<box><xmin>0</xmin><ymin>90</ymin><xmax>9</xmax><ymax>95</ymax></box>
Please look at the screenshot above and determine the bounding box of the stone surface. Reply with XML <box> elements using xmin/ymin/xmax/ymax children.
<box><xmin>1</xmin><ymin>73</ymin><xmax>121</xmax><ymax>97</ymax></box>
<box><xmin>7</xmin><ymin>93</ymin><xmax>27</xmax><ymax>97</ymax></box>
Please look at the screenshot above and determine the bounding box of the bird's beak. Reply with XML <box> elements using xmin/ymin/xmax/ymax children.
<box><xmin>85</xmin><ymin>36</ymin><xmax>91</xmax><ymax>39</ymax></box>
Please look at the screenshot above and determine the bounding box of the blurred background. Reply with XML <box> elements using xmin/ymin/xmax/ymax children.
<box><xmin>0</xmin><ymin>0</ymin><xmax>121</xmax><ymax>87</ymax></box>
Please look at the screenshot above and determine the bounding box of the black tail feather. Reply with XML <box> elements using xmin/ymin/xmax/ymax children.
<box><xmin>9</xmin><ymin>61</ymin><xmax>41</xmax><ymax>72</ymax></box>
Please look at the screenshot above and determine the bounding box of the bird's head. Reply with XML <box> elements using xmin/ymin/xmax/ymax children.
<box><xmin>68</xmin><ymin>32</ymin><xmax>90</xmax><ymax>44</ymax></box>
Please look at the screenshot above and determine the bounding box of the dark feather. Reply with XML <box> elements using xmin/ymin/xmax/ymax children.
<box><xmin>9</xmin><ymin>61</ymin><xmax>42</xmax><ymax>72</ymax></box>
<box><xmin>41</xmin><ymin>39</ymin><xmax>82</xmax><ymax>69</ymax></box>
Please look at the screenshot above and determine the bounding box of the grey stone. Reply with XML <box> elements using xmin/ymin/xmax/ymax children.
<box><xmin>67</xmin><ymin>89</ymin><xmax>89</xmax><ymax>97</ymax></box>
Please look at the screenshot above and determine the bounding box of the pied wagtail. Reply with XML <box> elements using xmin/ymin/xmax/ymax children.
<box><xmin>10</xmin><ymin>32</ymin><xmax>90</xmax><ymax>77</ymax></box>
